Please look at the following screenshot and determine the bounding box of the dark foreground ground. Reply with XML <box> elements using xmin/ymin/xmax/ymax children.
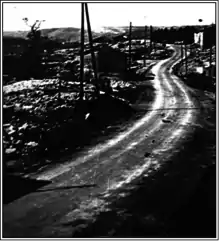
<box><xmin>72</xmin><ymin>132</ymin><xmax>216</xmax><ymax>238</ymax></box>
<box><xmin>3</xmin><ymin>90</ymin><xmax>216</xmax><ymax>238</ymax></box>
<box><xmin>4</xmin><ymin>92</ymin><xmax>217</xmax><ymax>238</ymax></box>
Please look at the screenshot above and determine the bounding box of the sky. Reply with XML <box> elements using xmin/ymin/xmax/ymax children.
<box><xmin>3</xmin><ymin>1</ymin><xmax>216</xmax><ymax>32</ymax></box>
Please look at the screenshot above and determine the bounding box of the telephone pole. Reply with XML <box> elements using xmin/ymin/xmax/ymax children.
<box><xmin>149</xmin><ymin>25</ymin><xmax>153</xmax><ymax>54</ymax></box>
<box><xmin>181</xmin><ymin>42</ymin><xmax>183</xmax><ymax>62</ymax></box>
<box><xmin>79</xmin><ymin>3</ymin><xmax>85</xmax><ymax>101</ymax></box>
<box><xmin>85</xmin><ymin>3</ymin><xmax>99</xmax><ymax>97</ymax></box>
<box><xmin>129</xmin><ymin>21</ymin><xmax>132</xmax><ymax>70</ymax></box>
<box><xmin>184</xmin><ymin>44</ymin><xmax>188</xmax><ymax>76</ymax></box>
<box><xmin>144</xmin><ymin>25</ymin><xmax>147</xmax><ymax>67</ymax></box>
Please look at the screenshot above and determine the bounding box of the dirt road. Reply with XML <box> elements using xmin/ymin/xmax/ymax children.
<box><xmin>3</xmin><ymin>45</ymin><xmax>200</xmax><ymax>238</ymax></box>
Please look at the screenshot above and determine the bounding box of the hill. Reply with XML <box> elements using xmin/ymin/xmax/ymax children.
<box><xmin>3</xmin><ymin>25</ymin><xmax>210</xmax><ymax>42</ymax></box>
<box><xmin>3</xmin><ymin>26</ymin><xmax>125</xmax><ymax>42</ymax></box>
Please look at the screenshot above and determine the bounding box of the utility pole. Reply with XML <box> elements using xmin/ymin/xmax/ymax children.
<box><xmin>180</xmin><ymin>42</ymin><xmax>183</xmax><ymax>62</ymax></box>
<box><xmin>129</xmin><ymin>21</ymin><xmax>132</xmax><ymax>70</ymax></box>
<box><xmin>149</xmin><ymin>25</ymin><xmax>153</xmax><ymax>54</ymax></box>
<box><xmin>180</xmin><ymin>42</ymin><xmax>183</xmax><ymax>76</ymax></box>
<box><xmin>144</xmin><ymin>25</ymin><xmax>147</xmax><ymax>67</ymax></box>
<box><xmin>79</xmin><ymin>3</ymin><xmax>85</xmax><ymax>101</ymax></box>
<box><xmin>85</xmin><ymin>3</ymin><xmax>99</xmax><ymax>97</ymax></box>
<box><xmin>184</xmin><ymin>44</ymin><xmax>188</xmax><ymax>76</ymax></box>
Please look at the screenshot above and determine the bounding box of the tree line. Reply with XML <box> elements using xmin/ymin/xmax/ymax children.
<box><xmin>152</xmin><ymin>24</ymin><xmax>216</xmax><ymax>48</ymax></box>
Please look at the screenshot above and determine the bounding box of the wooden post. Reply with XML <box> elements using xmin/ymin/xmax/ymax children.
<box><xmin>85</xmin><ymin>3</ymin><xmax>99</xmax><ymax>97</ymax></box>
<box><xmin>150</xmin><ymin>25</ymin><xmax>153</xmax><ymax>54</ymax></box>
<box><xmin>129</xmin><ymin>22</ymin><xmax>132</xmax><ymax>70</ymax></box>
<box><xmin>80</xmin><ymin>3</ymin><xmax>85</xmax><ymax>101</ymax></box>
<box><xmin>144</xmin><ymin>25</ymin><xmax>147</xmax><ymax>67</ymax></box>
<box><xmin>184</xmin><ymin>44</ymin><xmax>188</xmax><ymax>76</ymax></box>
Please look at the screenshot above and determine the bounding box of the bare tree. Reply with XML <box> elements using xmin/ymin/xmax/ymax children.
<box><xmin>23</xmin><ymin>18</ymin><xmax>45</xmax><ymax>40</ymax></box>
<box><xmin>22</xmin><ymin>18</ymin><xmax>45</xmax><ymax>78</ymax></box>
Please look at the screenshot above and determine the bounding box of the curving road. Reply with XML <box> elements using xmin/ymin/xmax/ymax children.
<box><xmin>3</xmin><ymin>45</ymin><xmax>199</xmax><ymax>238</ymax></box>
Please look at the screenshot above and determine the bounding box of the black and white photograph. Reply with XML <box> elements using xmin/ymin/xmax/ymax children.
<box><xmin>2</xmin><ymin>1</ymin><xmax>217</xmax><ymax>238</ymax></box>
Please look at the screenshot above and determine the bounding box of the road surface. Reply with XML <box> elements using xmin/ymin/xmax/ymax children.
<box><xmin>3</xmin><ymin>45</ymin><xmax>199</xmax><ymax>238</ymax></box>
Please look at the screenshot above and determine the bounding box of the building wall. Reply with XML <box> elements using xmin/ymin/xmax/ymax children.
<box><xmin>194</xmin><ymin>32</ymin><xmax>203</xmax><ymax>49</ymax></box>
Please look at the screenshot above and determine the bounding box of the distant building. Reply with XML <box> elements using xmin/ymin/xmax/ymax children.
<box><xmin>97</xmin><ymin>45</ymin><xmax>127</xmax><ymax>73</ymax></box>
<box><xmin>194</xmin><ymin>32</ymin><xmax>204</xmax><ymax>49</ymax></box>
